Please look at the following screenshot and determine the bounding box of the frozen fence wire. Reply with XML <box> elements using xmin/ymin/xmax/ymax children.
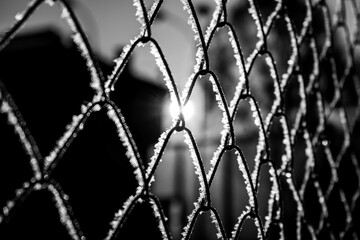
<box><xmin>0</xmin><ymin>0</ymin><xmax>360</xmax><ymax>239</ymax></box>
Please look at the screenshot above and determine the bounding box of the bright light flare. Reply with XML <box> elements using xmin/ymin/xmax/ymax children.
<box><xmin>169</xmin><ymin>101</ymin><xmax>194</xmax><ymax>121</ymax></box>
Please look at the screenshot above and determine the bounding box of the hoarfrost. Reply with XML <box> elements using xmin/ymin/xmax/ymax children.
<box><xmin>280</xmin><ymin>117</ymin><xmax>292</xmax><ymax>171</ymax></box>
<box><xmin>231</xmin><ymin>207</ymin><xmax>251</xmax><ymax>238</ymax></box>
<box><xmin>204</xmin><ymin>2</ymin><xmax>222</xmax><ymax>44</ymax></box>
<box><xmin>264</xmin><ymin>166</ymin><xmax>281</xmax><ymax>232</ymax></box>
<box><xmin>281</xmin><ymin>15</ymin><xmax>299</xmax><ymax>89</ymax></box>
<box><xmin>209</xmin><ymin>210</ymin><xmax>223</xmax><ymax>239</ymax></box>
<box><xmin>45</xmin><ymin>0</ymin><xmax>55</xmax><ymax>7</ymax></box>
<box><xmin>209</xmin><ymin>75</ymin><xmax>230</xmax><ymax>136</ymax></box>
<box><xmin>147</xmin><ymin>0</ymin><xmax>160</xmax><ymax>20</ymax></box>
<box><xmin>180</xmin><ymin>0</ymin><xmax>201</xmax><ymax>46</ymax></box>
<box><xmin>48</xmin><ymin>184</ymin><xmax>80</xmax><ymax>240</ymax></box>
<box><xmin>306</xmin><ymin>39</ymin><xmax>320</xmax><ymax>92</ymax></box>
<box><xmin>2</xmin><ymin>206</ymin><xmax>9</xmax><ymax>216</ymax></box>
<box><xmin>246</xmin><ymin>46</ymin><xmax>262</xmax><ymax>72</ymax></box>
<box><xmin>149</xmin><ymin>198</ymin><xmax>169</xmax><ymax>239</ymax></box>
<box><xmin>149</xmin><ymin>42</ymin><xmax>179</xmax><ymax>105</ymax></box>
<box><xmin>248</xmin><ymin>0</ymin><xmax>263</xmax><ymax>40</ymax></box>
<box><xmin>298</xmin><ymin>0</ymin><xmax>312</xmax><ymax>43</ymax></box>
<box><xmin>0</xmin><ymin>97</ymin><xmax>41</xmax><ymax>179</ymax></box>
<box><xmin>61</xmin><ymin>6</ymin><xmax>102</xmax><ymax>94</ymax></box>
<box><xmin>106</xmin><ymin>195</ymin><xmax>136</xmax><ymax>240</ymax></box>
<box><xmin>264</xmin><ymin>55</ymin><xmax>281</xmax><ymax>126</ymax></box>
<box><xmin>106</xmin><ymin>105</ymin><xmax>144</xmax><ymax>187</ymax></box>
<box><xmin>263</xmin><ymin>0</ymin><xmax>282</xmax><ymax>34</ymax></box>
<box><xmin>228</xmin><ymin>29</ymin><xmax>246</xmax><ymax>114</ymax></box>
<box><xmin>15</xmin><ymin>12</ymin><xmax>24</xmax><ymax>21</ymax></box>
<box><xmin>146</xmin><ymin>127</ymin><xmax>174</xmax><ymax>180</ymax></box>
<box><xmin>207</xmin><ymin>142</ymin><xmax>225</xmax><ymax>181</ymax></box>
<box><xmin>183</xmin><ymin>131</ymin><xmax>206</xmax><ymax>200</ymax></box>
<box><xmin>44</xmin><ymin>103</ymin><xmax>90</xmax><ymax>169</ymax></box>
<box><xmin>180</xmin><ymin>0</ymin><xmax>206</xmax><ymax>70</ymax></box>
<box><xmin>254</xmin><ymin>216</ymin><xmax>264</xmax><ymax>240</ymax></box>
<box><xmin>249</xmin><ymin>98</ymin><xmax>266</xmax><ymax>185</ymax></box>
<box><xmin>107</xmin><ymin>38</ymin><xmax>138</xmax><ymax>91</ymax></box>
<box><xmin>133</xmin><ymin>0</ymin><xmax>146</xmax><ymax>31</ymax></box>
<box><xmin>71</xmin><ymin>32</ymin><xmax>101</xmax><ymax>93</ymax></box>
<box><xmin>235</xmin><ymin>150</ymin><xmax>255</xmax><ymax>207</ymax></box>
<box><xmin>15</xmin><ymin>188</ymin><xmax>25</xmax><ymax>197</ymax></box>
<box><xmin>181</xmin><ymin>203</ymin><xmax>201</xmax><ymax>239</ymax></box>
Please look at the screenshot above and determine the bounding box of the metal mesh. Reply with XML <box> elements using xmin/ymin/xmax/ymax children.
<box><xmin>0</xmin><ymin>0</ymin><xmax>360</xmax><ymax>239</ymax></box>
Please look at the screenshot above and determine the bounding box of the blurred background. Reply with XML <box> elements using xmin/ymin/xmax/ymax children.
<box><xmin>0</xmin><ymin>0</ymin><xmax>359</xmax><ymax>239</ymax></box>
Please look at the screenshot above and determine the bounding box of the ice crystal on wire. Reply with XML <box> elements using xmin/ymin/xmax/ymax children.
<box><xmin>235</xmin><ymin>150</ymin><xmax>255</xmax><ymax>207</ymax></box>
<box><xmin>281</xmin><ymin>15</ymin><xmax>299</xmax><ymax>89</ymax></box>
<box><xmin>245</xmin><ymin>43</ymin><xmax>262</xmax><ymax>72</ymax></box>
<box><xmin>298</xmin><ymin>129</ymin><xmax>315</xmax><ymax>196</ymax></box>
<box><xmin>48</xmin><ymin>184</ymin><xmax>80</xmax><ymax>240</ymax></box>
<box><xmin>264</xmin><ymin>166</ymin><xmax>281</xmax><ymax>233</ymax></box>
<box><xmin>60</xmin><ymin>6</ymin><xmax>102</xmax><ymax>94</ymax></box>
<box><xmin>107</xmin><ymin>37</ymin><xmax>138</xmax><ymax>91</ymax></box>
<box><xmin>231</xmin><ymin>207</ymin><xmax>251</xmax><ymax>238</ymax></box>
<box><xmin>306</xmin><ymin>39</ymin><xmax>320</xmax><ymax>92</ymax></box>
<box><xmin>14</xmin><ymin>0</ymin><xmax>38</xmax><ymax>21</ymax></box>
<box><xmin>149</xmin><ymin>198</ymin><xmax>169</xmax><ymax>240</ymax></box>
<box><xmin>181</xmin><ymin>72</ymin><xmax>198</xmax><ymax>107</ymax></box>
<box><xmin>181</xmin><ymin>200</ymin><xmax>201</xmax><ymax>239</ymax></box>
<box><xmin>228</xmin><ymin>29</ymin><xmax>246</xmax><ymax>114</ymax></box>
<box><xmin>254</xmin><ymin>215</ymin><xmax>264</xmax><ymax>240</ymax></box>
<box><xmin>319</xmin><ymin>6</ymin><xmax>332</xmax><ymax>59</ymax></box>
<box><xmin>106</xmin><ymin>105</ymin><xmax>144</xmax><ymax>187</ymax></box>
<box><xmin>106</xmin><ymin>195</ymin><xmax>136</xmax><ymax>240</ymax></box>
<box><xmin>15</xmin><ymin>12</ymin><xmax>24</xmax><ymax>21</ymax></box>
<box><xmin>45</xmin><ymin>0</ymin><xmax>55</xmax><ymax>7</ymax></box>
<box><xmin>72</xmin><ymin>32</ymin><xmax>101</xmax><ymax>93</ymax></box>
<box><xmin>44</xmin><ymin>102</ymin><xmax>91</xmax><ymax>169</ymax></box>
<box><xmin>314</xmin><ymin>180</ymin><xmax>328</xmax><ymax>221</ymax></box>
<box><xmin>248</xmin><ymin>98</ymin><xmax>266</xmax><ymax>185</ymax></box>
<box><xmin>3</xmin><ymin>206</ymin><xmax>9</xmax><ymax>216</ymax></box>
<box><xmin>207</xmin><ymin>139</ymin><xmax>226</xmax><ymax>181</ymax></box>
<box><xmin>205</xmin><ymin>76</ymin><xmax>232</xmax><ymax>155</ymax></box>
<box><xmin>291</xmin><ymin>75</ymin><xmax>307</xmax><ymax>141</ymax></box>
<box><xmin>180</xmin><ymin>0</ymin><xmax>200</xmax><ymax>45</ymax></box>
<box><xmin>133</xmin><ymin>0</ymin><xmax>146</xmax><ymax>32</ymax></box>
<box><xmin>183</xmin><ymin>132</ymin><xmax>206</xmax><ymax>200</ymax></box>
<box><xmin>15</xmin><ymin>188</ymin><xmax>25</xmax><ymax>198</ymax></box>
<box><xmin>263</xmin><ymin>0</ymin><xmax>282</xmax><ymax>34</ymax></box>
<box><xmin>280</xmin><ymin>116</ymin><xmax>292</xmax><ymax>171</ymax></box>
<box><xmin>149</xmin><ymin>42</ymin><xmax>179</xmax><ymax>105</ymax></box>
<box><xmin>0</xmin><ymin>98</ymin><xmax>41</xmax><ymax>180</ymax></box>
<box><xmin>264</xmin><ymin>55</ymin><xmax>281</xmax><ymax>126</ymax></box>
<box><xmin>298</xmin><ymin>0</ymin><xmax>312</xmax><ymax>43</ymax></box>
<box><xmin>147</xmin><ymin>0</ymin><xmax>160</xmax><ymax>20</ymax></box>
<box><xmin>209</xmin><ymin>75</ymin><xmax>230</xmax><ymax>134</ymax></box>
<box><xmin>204</xmin><ymin>1</ymin><xmax>222</xmax><ymax>44</ymax></box>
<box><xmin>248</xmin><ymin>0</ymin><xmax>263</xmax><ymax>40</ymax></box>
<box><xmin>146</xmin><ymin>127</ymin><xmax>174</xmax><ymax>180</ymax></box>
<box><xmin>209</xmin><ymin>210</ymin><xmax>223</xmax><ymax>239</ymax></box>
<box><xmin>180</xmin><ymin>0</ymin><xmax>205</xmax><ymax>70</ymax></box>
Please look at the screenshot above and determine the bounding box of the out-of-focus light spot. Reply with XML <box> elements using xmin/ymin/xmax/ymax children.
<box><xmin>169</xmin><ymin>100</ymin><xmax>194</xmax><ymax>121</ymax></box>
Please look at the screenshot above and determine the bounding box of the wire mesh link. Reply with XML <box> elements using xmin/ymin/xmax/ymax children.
<box><xmin>0</xmin><ymin>0</ymin><xmax>359</xmax><ymax>239</ymax></box>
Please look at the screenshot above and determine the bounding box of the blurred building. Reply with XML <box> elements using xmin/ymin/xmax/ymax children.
<box><xmin>0</xmin><ymin>29</ymin><xmax>166</xmax><ymax>239</ymax></box>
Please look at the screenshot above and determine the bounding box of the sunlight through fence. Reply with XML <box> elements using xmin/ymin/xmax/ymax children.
<box><xmin>0</xmin><ymin>0</ymin><xmax>359</xmax><ymax>239</ymax></box>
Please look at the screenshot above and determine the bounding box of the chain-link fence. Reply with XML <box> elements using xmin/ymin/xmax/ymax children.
<box><xmin>0</xmin><ymin>0</ymin><xmax>359</xmax><ymax>239</ymax></box>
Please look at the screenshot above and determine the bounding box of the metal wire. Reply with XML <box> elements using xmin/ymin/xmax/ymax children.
<box><xmin>0</xmin><ymin>0</ymin><xmax>359</xmax><ymax>239</ymax></box>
